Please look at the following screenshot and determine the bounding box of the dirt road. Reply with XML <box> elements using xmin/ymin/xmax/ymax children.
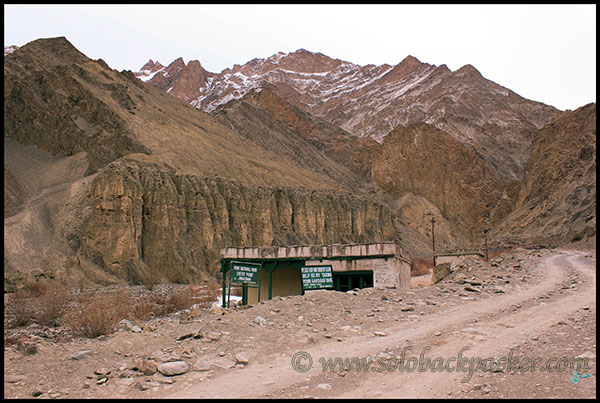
<box><xmin>169</xmin><ymin>249</ymin><xmax>596</xmax><ymax>399</ymax></box>
<box><xmin>4</xmin><ymin>249</ymin><xmax>595</xmax><ymax>399</ymax></box>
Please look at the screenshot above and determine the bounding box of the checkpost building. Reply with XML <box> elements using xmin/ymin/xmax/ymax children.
<box><xmin>220</xmin><ymin>242</ymin><xmax>411</xmax><ymax>306</ymax></box>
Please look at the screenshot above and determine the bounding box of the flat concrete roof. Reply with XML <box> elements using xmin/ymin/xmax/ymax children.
<box><xmin>221</xmin><ymin>242</ymin><xmax>406</xmax><ymax>261</ymax></box>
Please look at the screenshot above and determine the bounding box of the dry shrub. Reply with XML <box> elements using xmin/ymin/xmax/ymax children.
<box><xmin>8</xmin><ymin>289</ymin><xmax>35</xmax><ymax>327</ymax></box>
<box><xmin>168</xmin><ymin>287</ymin><xmax>194</xmax><ymax>310</ymax></box>
<box><xmin>21</xmin><ymin>280</ymin><xmax>48</xmax><ymax>298</ymax></box>
<box><xmin>33</xmin><ymin>283</ymin><xmax>68</xmax><ymax>327</ymax></box>
<box><xmin>194</xmin><ymin>287</ymin><xmax>222</xmax><ymax>309</ymax></box>
<box><xmin>7</xmin><ymin>280</ymin><xmax>68</xmax><ymax>328</ymax></box>
<box><xmin>64</xmin><ymin>291</ymin><xmax>132</xmax><ymax>338</ymax></box>
<box><xmin>16</xmin><ymin>340</ymin><xmax>38</xmax><ymax>356</ymax></box>
<box><xmin>131</xmin><ymin>300</ymin><xmax>154</xmax><ymax>321</ymax></box>
<box><xmin>411</xmin><ymin>258</ymin><xmax>433</xmax><ymax>277</ymax></box>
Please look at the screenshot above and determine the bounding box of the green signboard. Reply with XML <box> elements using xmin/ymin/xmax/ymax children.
<box><xmin>301</xmin><ymin>265</ymin><xmax>334</xmax><ymax>290</ymax></box>
<box><xmin>232</xmin><ymin>263</ymin><xmax>259</xmax><ymax>285</ymax></box>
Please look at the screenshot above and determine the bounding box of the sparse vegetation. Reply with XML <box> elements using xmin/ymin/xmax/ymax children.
<box><xmin>5</xmin><ymin>281</ymin><xmax>222</xmax><ymax>339</ymax></box>
<box><xmin>410</xmin><ymin>258</ymin><xmax>433</xmax><ymax>277</ymax></box>
<box><xmin>6</xmin><ymin>280</ymin><xmax>68</xmax><ymax>328</ymax></box>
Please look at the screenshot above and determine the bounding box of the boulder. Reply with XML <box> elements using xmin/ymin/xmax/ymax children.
<box><xmin>432</xmin><ymin>263</ymin><xmax>452</xmax><ymax>284</ymax></box>
<box><xmin>157</xmin><ymin>361</ymin><xmax>189</xmax><ymax>376</ymax></box>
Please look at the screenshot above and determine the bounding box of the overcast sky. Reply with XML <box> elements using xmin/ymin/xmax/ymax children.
<box><xmin>4</xmin><ymin>4</ymin><xmax>596</xmax><ymax>111</ymax></box>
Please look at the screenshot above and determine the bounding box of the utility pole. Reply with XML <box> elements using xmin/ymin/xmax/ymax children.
<box><xmin>431</xmin><ymin>215</ymin><xmax>436</xmax><ymax>268</ymax></box>
<box><xmin>484</xmin><ymin>228</ymin><xmax>489</xmax><ymax>262</ymax></box>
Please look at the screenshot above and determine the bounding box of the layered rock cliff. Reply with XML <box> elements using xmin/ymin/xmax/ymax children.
<box><xmin>80</xmin><ymin>158</ymin><xmax>397</xmax><ymax>284</ymax></box>
<box><xmin>4</xmin><ymin>37</ymin><xmax>400</xmax><ymax>289</ymax></box>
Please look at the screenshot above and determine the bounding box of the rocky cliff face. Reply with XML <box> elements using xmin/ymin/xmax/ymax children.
<box><xmin>4</xmin><ymin>37</ymin><xmax>400</xmax><ymax>289</ymax></box>
<box><xmin>491</xmin><ymin>103</ymin><xmax>596</xmax><ymax>248</ymax></box>
<box><xmin>365</xmin><ymin>123</ymin><xmax>505</xmax><ymax>240</ymax></box>
<box><xmin>80</xmin><ymin>158</ymin><xmax>397</xmax><ymax>284</ymax></box>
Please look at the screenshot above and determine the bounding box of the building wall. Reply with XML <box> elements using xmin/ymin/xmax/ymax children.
<box><xmin>246</xmin><ymin>267</ymin><xmax>304</xmax><ymax>305</ymax></box>
<box><xmin>225</xmin><ymin>243</ymin><xmax>412</xmax><ymax>305</ymax></box>
<box><xmin>304</xmin><ymin>256</ymin><xmax>410</xmax><ymax>289</ymax></box>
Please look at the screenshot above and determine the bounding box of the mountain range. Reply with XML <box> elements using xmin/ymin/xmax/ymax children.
<box><xmin>3</xmin><ymin>37</ymin><xmax>595</xmax><ymax>289</ymax></box>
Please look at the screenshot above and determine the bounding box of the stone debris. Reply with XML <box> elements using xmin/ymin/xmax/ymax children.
<box><xmin>176</xmin><ymin>332</ymin><xmax>194</xmax><ymax>341</ymax></box>
<box><xmin>70</xmin><ymin>350</ymin><xmax>93</xmax><ymax>361</ymax></box>
<box><xmin>194</xmin><ymin>360</ymin><xmax>212</xmax><ymax>372</ymax></box>
<box><xmin>135</xmin><ymin>360</ymin><xmax>158</xmax><ymax>375</ymax></box>
<box><xmin>5</xmin><ymin>375</ymin><xmax>26</xmax><ymax>383</ymax></box>
<box><xmin>210</xmin><ymin>357</ymin><xmax>237</xmax><ymax>370</ymax></box>
<box><xmin>206</xmin><ymin>331</ymin><xmax>221</xmax><ymax>342</ymax></box>
<box><xmin>157</xmin><ymin>361</ymin><xmax>190</xmax><ymax>376</ymax></box>
<box><xmin>5</xmin><ymin>249</ymin><xmax>593</xmax><ymax>400</ymax></box>
<box><xmin>235</xmin><ymin>353</ymin><xmax>249</xmax><ymax>365</ymax></box>
<box><xmin>254</xmin><ymin>316</ymin><xmax>267</xmax><ymax>326</ymax></box>
<box><xmin>94</xmin><ymin>368</ymin><xmax>111</xmax><ymax>376</ymax></box>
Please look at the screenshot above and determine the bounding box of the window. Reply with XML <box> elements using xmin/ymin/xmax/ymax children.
<box><xmin>332</xmin><ymin>271</ymin><xmax>373</xmax><ymax>292</ymax></box>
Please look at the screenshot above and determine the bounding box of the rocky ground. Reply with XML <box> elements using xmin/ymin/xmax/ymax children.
<box><xmin>4</xmin><ymin>248</ymin><xmax>596</xmax><ymax>399</ymax></box>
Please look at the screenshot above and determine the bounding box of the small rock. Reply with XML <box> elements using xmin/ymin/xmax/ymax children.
<box><xmin>217</xmin><ymin>351</ymin><xmax>226</xmax><ymax>357</ymax></box>
<box><xmin>5</xmin><ymin>375</ymin><xmax>26</xmax><ymax>383</ymax></box>
<box><xmin>131</xmin><ymin>325</ymin><xmax>143</xmax><ymax>333</ymax></box>
<box><xmin>133</xmin><ymin>381</ymin><xmax>151</xmax><ymax>391</ymax></box>
<box><xmin>70</xmin><ymin>350</ymin><xmax>93</xmax><ymax>361</ymax></box>
<box><xmin>136</xmin><ymin>360</ymin><xmax>158</xmax><ymax>376</ymax></box>
<box><xmin>210</xmin><ymin>357</ymin><xmax>237</xmax><ymax>369</ymax></box>
<box><xmin>194</xmin><ymin>360</ymin><xmax>212</xmax><ymax>372</ymax></box>
<box><xmin>317</xmin><ymin>383</ymin><xmax>332</xmax><ymax>390</ymax></box>
<box><xmin>158</xmin><ymin>377</ymin><xmax>174</xmax><ymax>384</ymax></box>
<box><xmin>157</xmin><ymin>361</ymin><xmax>190</xmax><ymax>376</ymax></box>
<box><xmin>120</xmin><ymin>319</ymin><xmax>135</xmax><ymax>331</ymax></box>
<box><xmin>192</xmin><ymin>329</ymin><xmax>204</xmax><ymax>339</ymax></box>
<box><xmin>177</xmin><ymin>333</ymin><xmax>193</xmax><ymax>341</ymax></box>
<box><xmin>577</xmin><ymin>351</ymin><xmax>595</xmax><ymax>360</ymax></box>
<box><xmin>96</xmin><ymin>377</ymin><xmax>108</xmax><ymax>385</ymax></box>
<box><xmin>94</xmin><ymin>368</ymin><xmax>111</xmax><ymax>376</ymax></box>
<box><xmin>399</xmin><ymin>306</ymin><xmax>414</xmax><ymax>312</ymax></box>
<box><xmin>181</xmin><ymin>351</ymin><xmax>193</xmax><ymax>359</ymax></box>
<box><xmin>235</xmin><ymin>353</ymin><xmax>249</xmax><ymax>365</ymax></box>
<box><xmin>206</xmin><ymin>331</ymin><xmax>221</xmax><ymax>342</ymax></box>
<box><xmin>254</xmin><ymin>316</ymin><xmax>267</xmax><ymax>326</ymax></box>
<box><xmin>433</xmin><ymin>331</ymin><xmax>442</xmax><ymax>337</ymax></box>
<box><xmin>31</xmin><ymin>389</ymin><xmax>43</xmax><ymax>397</ymax></box>
<box><xmin>374</xmin><ymin>331</ymin><xmax>387</xmax><ymax>337</ymax></box>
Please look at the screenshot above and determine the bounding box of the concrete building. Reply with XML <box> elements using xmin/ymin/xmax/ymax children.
<box><xmin>220</xmin><ymin>242</ymin><xmax>411</xmax><ymax>306</ymax></box>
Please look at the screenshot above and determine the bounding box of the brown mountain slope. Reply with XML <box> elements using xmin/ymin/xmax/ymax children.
<box><xmin>141</xmin><ymin>50</ymin><xmax>560</xmax><ymax>181</ymax></box>
<box><xmin>4</xmin><ymin>37</ymin><xmax>398</xmax><ymax>289</ymax></box>
<box><xmin>212</xmin><ymin>85</ymin><xmax>475</xmax><ymax>255</ymax></box>
<box><xmin>364</xmin><ymin>122</ymin><xmax>505</xmax><ymax>241</ymax></box>
<box><xmin>491</xmin><ymin>103</ymin><xmax>596</xmax><ymax>248</ymax></box>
